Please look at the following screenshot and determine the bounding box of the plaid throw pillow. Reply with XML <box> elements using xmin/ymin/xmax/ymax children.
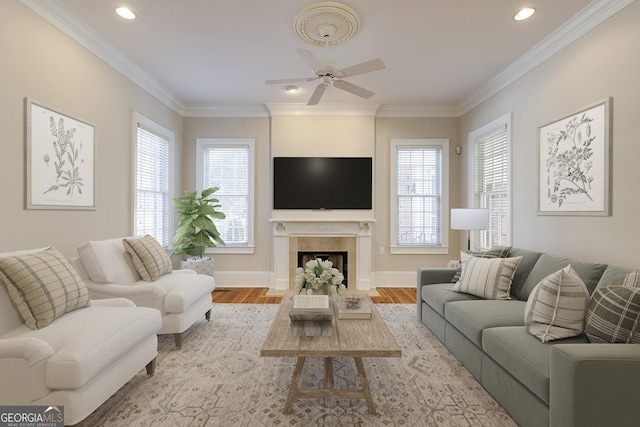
<box><xmin>0</xmin><ymin>247</ymin><xmax>90</xmax><ymax>329</ymax></box>
<box><xmin>123</xmin><ymin>235</ymin><xmax>172</xmax><ymax>282</ymax></box>
<box><xmin>585</xmin><ymin>285</ymin><xmax>640</xmax><ymax>343</ymax></box>
<box><xmin>451</xmin><ymin>246</ymin><xmax>511</xmax><ymax>283</ymax></box>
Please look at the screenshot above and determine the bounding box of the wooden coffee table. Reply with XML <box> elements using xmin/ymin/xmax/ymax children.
<box><xmin>260</xmin><ymin>294</ymin><xmax>401</xmax><ymax>415</ymax></box>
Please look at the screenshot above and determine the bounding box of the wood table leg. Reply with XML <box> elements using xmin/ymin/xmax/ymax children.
<box><xmin>324</xmin><ymin>357</ymin><xmax>334</xmax><ymax>390</ymax></box>
<box><xmin>354</xmin><ymin>357</ymin><xmax>376</xmax><ymax>415</ymax></box>
<box><xmin>283</xmin><ymin>357</ymin><xmax>306</xmax><ymax>414</ymax></box>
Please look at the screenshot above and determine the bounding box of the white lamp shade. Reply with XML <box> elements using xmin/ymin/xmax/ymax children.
<box><xmin>451</xmin><ymin>208</ymin><xmax>489</xmax><ymax>230</ymax></box>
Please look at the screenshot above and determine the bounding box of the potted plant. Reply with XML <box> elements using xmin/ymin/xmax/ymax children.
<box><xmin>171</xmin><ymin>187</ymin><xmax>225</xmax><ymax>276</ymax></box>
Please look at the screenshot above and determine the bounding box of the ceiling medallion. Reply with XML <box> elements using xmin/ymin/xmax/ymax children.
<box><xmin>294</xmin><ymin>2</ymin><xmax>360</xmax><ymax>47</ymax></box>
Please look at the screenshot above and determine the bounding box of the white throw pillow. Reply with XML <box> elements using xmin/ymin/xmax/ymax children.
<box><xmin>451</xmin><ymin>253</ymin><xmax>522</xmax><ymax>300</ymax></box>
<box><xmin>524</xmin><ymin>265</ymin><xmax>589</xmax><ymax>342</ymax></box>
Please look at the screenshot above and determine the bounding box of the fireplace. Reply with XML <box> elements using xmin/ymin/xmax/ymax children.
<box><xmin>270</xmin><ymin>219</ymin><xmax>374</xmax><ymax>291</ymax></box>
<box><xmin>298</xmin><ymin>251</ymin><xmax>348</xmax><ymax>288</ymax></box>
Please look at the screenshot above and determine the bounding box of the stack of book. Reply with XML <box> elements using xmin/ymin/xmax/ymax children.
<box><xmin>337</xmin><ymin>296</ymin><xmax>372</xmax><ymax>320</ymax></box>
<box><xmin>289</xmin><ymin>295</ymin><xmax>333</xmax><ymax>321</ymax></box>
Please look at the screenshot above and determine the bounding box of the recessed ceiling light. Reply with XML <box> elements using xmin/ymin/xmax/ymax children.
<box><xmin>116</xmin><ymin>7</ymin><xmax>136</xmax><ymax>20</ymax></box>
<box><xmin>514</xmin><ymin>7</ymin><xmax>535</xmax><ymax>21</ymax></box>
<box><xmin>285</xmin><ymin>85</ymin><xmax>299</xmax><ymax>93</ymax></box>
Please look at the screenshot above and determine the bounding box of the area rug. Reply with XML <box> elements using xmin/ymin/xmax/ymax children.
<box><xmin>79</xmin><ymin>304</ymin><xmax>516</xmax><ymax>426</ymax></box>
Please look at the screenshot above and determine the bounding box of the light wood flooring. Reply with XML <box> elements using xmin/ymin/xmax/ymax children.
<box><xmin>211</xmin><ymin>287</ymin><xmax>416</xmax><ymax>304</ymax></box>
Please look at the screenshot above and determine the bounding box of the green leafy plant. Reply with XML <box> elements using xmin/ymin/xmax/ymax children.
<box><xmin>171</xmin><ymin>187</ymin><xmax>225</xmax><ymax>259</ymax></box>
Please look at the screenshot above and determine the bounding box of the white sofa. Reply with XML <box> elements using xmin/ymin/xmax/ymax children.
<box><xmin>72</xmin><ymin>237</ymin><xmax>215</xmax><ymax>348</ymax></box>
<box><xmin>0</xmin><ymin>247</ymin><xmax>161</xmax><ymax>426</ymax></box>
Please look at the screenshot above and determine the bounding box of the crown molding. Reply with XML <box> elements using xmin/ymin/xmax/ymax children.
<box><xmin>456</xmin><ymin>0</ymin><xmax>635</xmax><ymax>115</ymax></box>
<box><xmin>19</xmin><ymin>0</ymin><xmax>186</xmax><ymax>115</ymax></box>
<box><xmin>376</xmin><ymin>105</ymin><xmax>459</xmax><ymax>118</ymax></box>
<box><xmin>183</xmin><ymin>104</ymin><xmax>270</xmax><ymax>118</ymax></box>
<box><xmin>265</xmin><ymin>103</ymin><xmax>380</xmax><ymax>116</ymax></box>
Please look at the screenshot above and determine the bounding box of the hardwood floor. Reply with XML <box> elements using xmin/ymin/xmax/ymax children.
<box><xmin>211</xmin><ymin>287</ymin><xmax>416</xmax><ymax>304</ymax></box>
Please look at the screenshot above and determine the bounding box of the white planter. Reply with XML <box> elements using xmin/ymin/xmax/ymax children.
<box><xmin>180</xmin><ymin>257</ymin><xmax>214</xmax><ymax>276</ymax></box>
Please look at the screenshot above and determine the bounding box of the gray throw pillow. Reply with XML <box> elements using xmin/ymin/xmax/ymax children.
<box><xmin>585</xmin><ymin>285</ymin><xmax>640</xmax><ymax>343</ymax></box>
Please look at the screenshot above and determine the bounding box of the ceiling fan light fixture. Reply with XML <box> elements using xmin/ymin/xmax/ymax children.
<box><xmin>115</xmin><ymin>6</ymin><xmax>136</xmax><ymax>20</ymax></box>
<box><xmin>514</xmin><ymin>7</ymin><xmax>535</xmax><ymax>21</ymax></box>
<box><xmin>284</xmin><ymin>85</ymin><xmax>299</xmax><ymax>93</ymax></box>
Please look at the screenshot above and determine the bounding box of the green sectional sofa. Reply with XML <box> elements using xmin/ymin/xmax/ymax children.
<box><xmin>417</xmin><ymin>247</ymin><xmax>640</xmax><ymax>427</ymax></box>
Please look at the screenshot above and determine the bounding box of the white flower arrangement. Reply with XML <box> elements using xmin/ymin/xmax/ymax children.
<box><xmin>294</xmin><ymin>259</ymin><xmax>346</xmax><ymax>295</ymax></box>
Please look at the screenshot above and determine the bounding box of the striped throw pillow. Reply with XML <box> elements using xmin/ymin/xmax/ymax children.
<box><xmin>585</xmin><ymin>286</ymin><xmax>640</xmax><ymax>343</ymax></box>
<box><xmin>524</xmin><ymin>265</ymin><xmax>589</xmax><ymax>342</ymax></box>
<box><xmin>123</xmin><ymin>235</ymin><xmax>172</xmax><ymax>282</ymax></box>
<box><xmin>450</xmin><ymin>246</ymin><xmax>511</xmax><ymax>283</ymax></box>
<box><xmin>451</xmin><ymin>254</ymin><xmax>522</xmax><ymax>300</ymax></box>
<box><xmin>0</xmin><ymin>247</ymin><xmax>90</xmax><ymax>329</ymax></box>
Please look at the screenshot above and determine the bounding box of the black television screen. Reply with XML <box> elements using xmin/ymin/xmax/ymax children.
<box><xmin>273</xmin><ymin>157</ymin><xmax>372</xmax><ymax>209</ymax></box>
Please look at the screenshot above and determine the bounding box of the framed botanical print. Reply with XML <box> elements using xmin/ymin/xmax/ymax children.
<box><xmin>25</xmin><ymin>98</ymin><xmax>95</xmax><ymax>210</ymax></box>
<box><xmin>538</xmin><ymin>98</ymin><xmax>611</xmax><ymax>216</ymax></box>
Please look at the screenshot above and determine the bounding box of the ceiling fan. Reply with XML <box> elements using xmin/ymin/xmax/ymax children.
<box><xmin>266</xmin><ymin>48</ymin><xmax>385</xmax><ymax>105</ymax></box>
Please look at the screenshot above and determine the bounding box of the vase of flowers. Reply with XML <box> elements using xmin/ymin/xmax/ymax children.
<box><xmin>294</xmin><ymin>259</ymin><xmax>346</xmax><ymax>295</ymax></box>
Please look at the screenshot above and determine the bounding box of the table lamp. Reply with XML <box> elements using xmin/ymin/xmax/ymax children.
<box><xmin>450</xmin><ymin>208</ymin><xmax>489</xmax><ymax>250</ymax></box>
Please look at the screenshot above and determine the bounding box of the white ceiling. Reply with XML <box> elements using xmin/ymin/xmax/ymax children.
<box><xmin>30</xmin><ymin>0</ymin><xmax>623</xmax><ymax>115</ymax></box>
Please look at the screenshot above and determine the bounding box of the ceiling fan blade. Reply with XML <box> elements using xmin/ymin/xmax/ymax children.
<box><xmin>296</xmin><ymin>48</ymin><xmax>324</xmax><ymax>74</ymax></box>
<box><xmin>265</xmin><ymin>77</ymin><xmax>318</xmax><ymax>85</ymax></box>
<box><xmin>333</xmin><ymin>80</ymin><xmax>375</xmax><ymax>99</ymax></box>
<box><xmin>340</xmin><ymin>58</ymin><xmax>385</xmax><ymax>78</ymax></box>
<box><xmin>308</xmin><ymin>82</ymin><xmax>328</xmax><ymax>105</ymax></box>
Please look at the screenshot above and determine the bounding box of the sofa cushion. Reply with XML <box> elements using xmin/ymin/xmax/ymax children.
<box><xmin>519</xmin><ymin>253</ymin><xmax>606</xmax><ymax>300</ymax></box>
<box><xmin>422</xmin><ymin>283</ymin><xmax>480</xmax><ymax>317</ymax></box>
<box><xmin>595</xmin><ymin>265</ymin><xmax>637</xmax><ymax>291</ymax></box>
<box><xmin>585</xmin><ymin>285</ymin><xmax>640</xmax><ymax>343</ymax></box>
<box><xmin>445</xmin><ymin>299</ymin><xmax>527</xmax><ymax>347</ymax></box>
<box><xmin>0</xmin><ymin>247</ymin><xmax>90</xmax><ymax>329</ymax></box>
<box><xmin>77</xmin><ymin>238</ymin><xmax>140</xmax><ymax>284</ymax></box>
<box><xmin>505</xmin><ymin>248</ymin><xmax>543</xmax><ymax>301</ymax></box>
<box><xmin>122</xmin><ymin>235</ymin><xmax>172</xmax><ymax>282</ymax></box>
<box><xmin>452</xmin><ymin>254</ymin><xmax>522</xmax><ymax>300</ymax></box>
<box><xmin>524</xmin><ymin>265</ymin><xmax>589</xmax><ymax>342</ymax></box>
<box><xmin>156</xmin><ymin>270</ymin><xmax>215</xmax><ymax>313</ymax></box>
<box><xmin>450</xmin><ymin>246</ymin><xmax>511</xmax><ymax>283</ymax></box>
<box><xmin>482</xmin><ymin>326</ymin><xmax>588</xmax><ymax>405</ymax></box>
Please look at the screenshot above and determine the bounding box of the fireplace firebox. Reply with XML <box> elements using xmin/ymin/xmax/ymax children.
<box><xmin>297</xmin><ymin>251</ymin><xmax>348</xmax><ymax>288</ymax></box>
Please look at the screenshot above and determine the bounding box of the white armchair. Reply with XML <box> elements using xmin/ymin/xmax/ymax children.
<box><xmin>0</xmin><ymin>247</ymin><xmax>161</xmax><ymax>425</ymax></box>
<box><xmin>72</xmin><ymin>236</ymin><xmax>215</xmax><ymax>348</ymax></box>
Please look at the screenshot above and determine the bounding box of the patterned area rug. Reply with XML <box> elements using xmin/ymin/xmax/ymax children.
<box><xmin>79</xmin><ymin>304</ymin><xmax>516</xmax><ymax>426</ymax></box>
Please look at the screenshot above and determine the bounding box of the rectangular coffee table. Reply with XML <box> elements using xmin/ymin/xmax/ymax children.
<box><xmin>260</xmin><ymin>294</ymin><xmax>401</xmax><ymax>415</ymax></box>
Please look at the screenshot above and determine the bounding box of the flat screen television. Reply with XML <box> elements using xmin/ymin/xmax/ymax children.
<box><xmin>273</xmin><ymin>157</ymin><xmax>372</xmax><ymax>209</ymax></box>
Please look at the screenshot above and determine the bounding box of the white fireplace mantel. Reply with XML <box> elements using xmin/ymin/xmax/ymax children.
<box><xmin>270</xmin><ymin>219</ymin><xmax>375</xmax><ymax>291</ymax></box>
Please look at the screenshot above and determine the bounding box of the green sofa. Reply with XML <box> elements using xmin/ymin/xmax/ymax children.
<box><xmin>417</xmin><ymin>247</ymin><xmax>640</xmax><ymax>427</ymax></box>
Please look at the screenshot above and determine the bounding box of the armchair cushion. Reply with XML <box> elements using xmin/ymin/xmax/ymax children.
<box><xmin>0</xmin><ymin>247</ymin><xmax>90</xmax><ymax>329</ymax></box>
<box><xmin>156</xmin><ymin>270</ymin><xmax>215</xmax><ymax>313</ymax></box>
<box><xmin>77</xmin><ymin>238</ymin><xmax>140</xmax><ymax>284</ymax></box>
<box><xmin>122</xmin><ymin>235</ymin><xmax>172</xmax><ymax>282</ymax></box>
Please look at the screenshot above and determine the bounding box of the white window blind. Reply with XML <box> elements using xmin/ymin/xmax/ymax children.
<box><xmin>201</xmin><ymin>144</ymin><xmax>250</xmax><ymax>246</ymax></box>
<box><xmin>134</xmin><ymin>124</ymin><xmax>170</xmax><ymax>247</ymax></box>
<box><xmin>396</xmin><ymin>146</ymin><xmax>442</xmax><ymax>246</ymax></box>
<box><xmin>472</xmin><ymin>121</ymin><xmax>510</xmax><ymax>250</ymax></box>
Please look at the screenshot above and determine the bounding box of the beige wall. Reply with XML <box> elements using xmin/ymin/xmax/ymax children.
<box><xmin>182</xmin><ymin>117</ymin><xmax>271</xmax><ymax>272</ymax></box>
<box><xmin>0</xmin><ymin>2</ymin><xmax>183</xmax><ymax>258</ymax></box>
<box><xmin>459</xmin><ymin>2</ymin><xmax>640</xmax><ymax>267</ymax></box>
<box><xmin>374</xmin><ymin>117</ymin><xmax>461</xmax><ymax>272</ymax></box>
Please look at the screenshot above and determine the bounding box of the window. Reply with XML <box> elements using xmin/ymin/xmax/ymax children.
<box><xmin>133</xmin><ymin>113</ymin><xmax>174</xmax><ymax>248</ymax></box>
<box><xmin>196</xmin><ymin>138</ymin><xmax>255</xmax><ymax>254</ymax></box>
<box><xmin>469</xmin><ymin>114</ymin><xmax>511</xmax><ymax>250</ymax></box>
<box><xmin>391</xmin><ymin>139</ymin><xmax>449</xmax><ymax>254</ymax></box>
